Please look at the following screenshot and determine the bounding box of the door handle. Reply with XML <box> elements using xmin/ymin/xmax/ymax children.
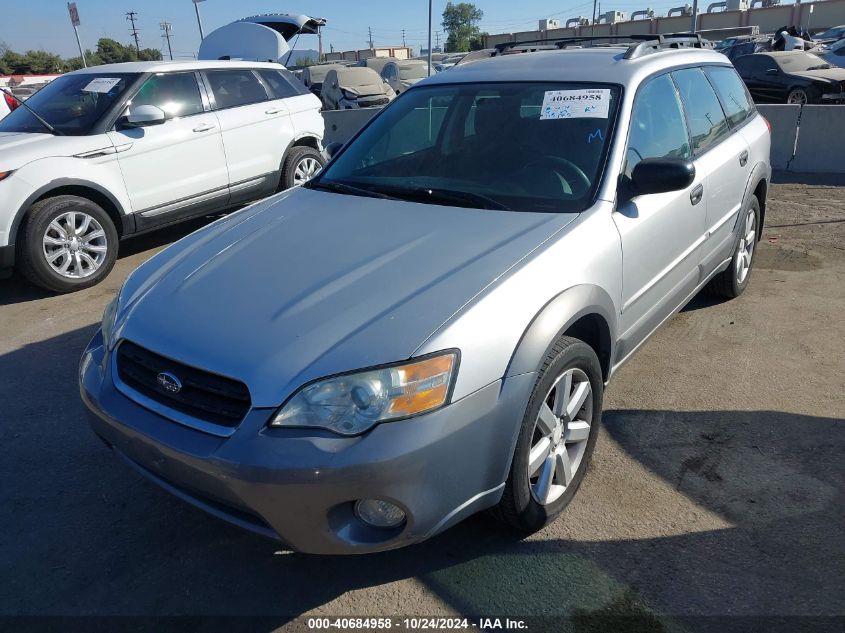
<box><xmin>690</xmin><ymin>184</ymin><xmax>704</xmax><ymax>206</ymax></box>
<box><xmin>192</xmin><ymin>123</ymin><xmax>216</xmax><ymax>132</ymax></box>
<box><xmin>739</xmin><ymin>150</ymin><xmax>749</xmax><ymax>167</ymax></box>
<box><xmin>265</xmin><ymin>107</ymin><xmax>284</xmax><ymax>115</ymax></box>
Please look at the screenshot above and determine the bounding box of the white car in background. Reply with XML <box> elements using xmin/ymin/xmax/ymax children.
<box><xmin>380</xmin><ymin>60</ymin><xmax>430</xmax><ymax>95</ymax></box>
<box><xmin>321</xmin><ymin>67</ymin><xmax>396</xmax><ymax>110</ymax></box>
<box><xmin>0</xmin><ymin>60</ymin><xmax>325</xmax><ymax>292</ymax></box>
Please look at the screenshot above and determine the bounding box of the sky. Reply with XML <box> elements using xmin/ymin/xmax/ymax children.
<box><xmin>0</xmin><ymin>0</ymin><xmax>755</xmax><ymax>59</ymax></box>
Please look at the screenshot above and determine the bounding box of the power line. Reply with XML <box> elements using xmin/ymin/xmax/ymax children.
<box><xmin>160</xmin><ymin>22</ymin><xmax>174</xmax><ymax>61</ymax></box>
<box><xmin>126</xmin><ymin>11</ymin><xmax>140</xmax><ymax>54</ymax></box>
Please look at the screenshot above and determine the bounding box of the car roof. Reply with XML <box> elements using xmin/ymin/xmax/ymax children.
<box><xmin>420</xmin><ymin>46</ymin><xmax>732</xmax><ymax>89</ymax></box>
<box><xmin>68</xmin><ymin>60</ymin><xmax>288</xmax><ymax>75</ymax></box>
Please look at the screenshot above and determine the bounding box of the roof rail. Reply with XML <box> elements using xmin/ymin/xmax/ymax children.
<box><xmin>493</xmin><ymin>33</ymin><xmax>711</xmax><ymax>59</ymax></box>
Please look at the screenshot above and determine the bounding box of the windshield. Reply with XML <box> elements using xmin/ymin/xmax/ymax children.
<box><xmin>399</xmin><ymin>64</ymin><xmax>428</xmax><ymax>80</ymax></box>
<box><xmin>312</xmin><ymin>82</ymin><xmax>621</xmax><ymax>213</ymax></box>
<box><xmin>307</xmin><ymin>65</ymin><xmax>338</xmax><ymax>83</ymax></box>
<box><xmin>0</xmin><ymin>72</ymin><xmax>138</xmax><ymax>136</ymax></box>
<box><xmin>776</xmin><ymin>53</ymin><xmax>831</xmax><ymax>71</ymax></box>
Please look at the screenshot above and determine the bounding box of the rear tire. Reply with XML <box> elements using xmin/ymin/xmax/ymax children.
<box><xmin>280</xmin><ymin>146</ymin><xmax>325</xmax><ymax>190</ymax></box>
<box><xmin>17</xmin><ymin>195</ymin><xmax>118</xmax><ymax>293</ymax></box>
<box><xmin>493</xmin><ymin>336</ymin><xmax>603</xmax><ymax>534</ymax></box>
<box><xmin>706</xmin><ymin>195</ymin><xmax>760</xmax><ymax>299</ymax></box>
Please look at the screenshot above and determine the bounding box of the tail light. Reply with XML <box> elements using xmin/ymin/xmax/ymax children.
<box><xmin>761</xmin><ymin>115</ymin><xmax>771</xmax><ymax>134</ymax></box>
<box><xmin>3</xmin><ymin>92</ymin><xmax>19</xmax><ymax>112</ymax></box>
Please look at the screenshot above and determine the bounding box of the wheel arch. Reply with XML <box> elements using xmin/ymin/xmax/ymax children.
<box><xmin>11</xmin><ymin>179</ymin><xmax>132</xmax><ymax>247</ymax></box>
<box><xmin>505</xmin><ymin>284</ymin><xmax>618</xmax><ymax>384</ymax></box>
<box><xmin>740</xmin><ymin>162</ymin><xmax>770</xmax><ymax>241</ymax></box>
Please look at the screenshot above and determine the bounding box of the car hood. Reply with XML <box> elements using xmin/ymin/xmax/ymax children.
<box><xmin>116</xmin><ymin>187</ymin><xmax>574</xmax><ymax>407</ymax></box>
<box><xmin>788</xmin><ymin>68</ymin><xmax>845</xmax><ymax>82</ymax></box>
<box><xmin>342</xmin><ymin>83</ymin><xmax>388</xmax><ymax>98</ymax></box>
<box><xmin>0</xmin><ymin>132</ymin><xmax>116</xmax><ymax>171</ymax></box>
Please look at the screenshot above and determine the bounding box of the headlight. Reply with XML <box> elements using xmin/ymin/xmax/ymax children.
<box><xmin>101</xmin><ymin>296</ymin><xmax>118</xmax><ymax>348</ymax></box>
<box><xmin>269</xmin><ymin>351</ymin><xmax>458</xmax><ymax>435</ymax></box>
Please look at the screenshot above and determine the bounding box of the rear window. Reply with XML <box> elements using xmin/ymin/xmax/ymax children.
<box><xmin>672</xmin><ymin>67</ymin><xmax>730</xmax><ymax>153</ymax></box>
<box><xmin>257</xmin><ymin>69</ymin><xmax>308</xmax><ymax>99</ymax></box>
<box><xmin>706</xmin><ymin>66</ymin><xmax>755</xmax><ymax>127</ymax></box>
<box><xmin>205</xmin><ymin>70</ymin><xmax>268</xmax><ymax>109</ymax></box>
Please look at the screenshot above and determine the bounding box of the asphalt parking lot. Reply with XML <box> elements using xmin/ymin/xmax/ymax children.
<box><xmin>1</xmin><ymin>174</ymin><xmax>843</xmax><ymax>629</ymax></box>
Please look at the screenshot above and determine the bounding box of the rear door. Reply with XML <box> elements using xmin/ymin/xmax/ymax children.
<box><xmin>673</xmin><ymin>67</ymin><xmax>750</xmax><ymax>275</ymax></box>
<box><xmin>203</xmin><ymin>68</ymin><xmax>295</xmax><ymax>202</ymax></box>
<box><xmin>613</xmin><ymin>72</ymin><xmax>707</xmax><ymax>357</ymax></box>
<box><xmin>108</xmin><ymin>71</ymin><xmax>229</xmax><ymax>218</ymax></box>
<box><xmin>255</xmin><ymin>68</ymin><xmax>323</xmax><ymax>145</ymax></box>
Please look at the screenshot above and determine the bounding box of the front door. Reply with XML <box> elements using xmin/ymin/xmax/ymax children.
<box><xmin>613</xmin><ymin>72</ymin><xmax>708</xmax><ymax>361</ymax></box>
<box><xmin>108</xmin><ymin>71</ymin><xmax>229</xmax><ymax>217</ymax></box>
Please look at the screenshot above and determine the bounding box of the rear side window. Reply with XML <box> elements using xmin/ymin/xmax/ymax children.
<box><xmin>130</xmin><ymin>72</ymin><xmax>204</xmax><ymax>118</ymax></box>
<box><xmin>672</xmin><ymin>68</ymin><xmax>730</xmax><ymax>153</ymax></box>
<box><xmin>257</xmin><ymin>69</ymin><xmax>307</xmax><ymax>99</ymax></box>
<box><xmin>206</xmin><ymin>70</ymin><xmax>268</xmax><ymax>109</ymax></box>
<box><xmin>706</xmin><ymin>66</ymin><xmax>754</xmax><ymax>127</ymax></box>
<box><xmin>626</xmin><ymin>73</ymin><xmax>691</xmax><ymax>179</ymax></box>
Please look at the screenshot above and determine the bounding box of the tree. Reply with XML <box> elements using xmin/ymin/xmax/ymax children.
<box><xmin>95</xmin><ymin>38</ymin><xmax>137</xmax><ymax>65</ymax></box>
<box><xmin>441</xmin><ymin>2</ymin><xmax>484</xmax><ymax>53</ymax></box>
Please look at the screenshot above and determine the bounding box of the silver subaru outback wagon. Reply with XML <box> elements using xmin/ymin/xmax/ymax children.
<box><xmin>81</xmin><ymin>36</ymin><xmax>771</xmax><ymax>554</ymax></box>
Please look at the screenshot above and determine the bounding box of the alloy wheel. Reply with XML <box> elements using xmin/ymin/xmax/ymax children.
<box><xmin>42</xmin><ymin>211</ymin><xmax>109</xmax><ymax>279</ymax></box>
<box><xmin>528</xmin><ymin>367</ymin><xmax>593</xmax><ymax>505</ymax></box>
<box><xmin>293</xmin><ymin>157</ymin><xmax>321</xmax><ymax>185</ymax></box>
<box><xmin>787</xmin><ymin>89</ymin><xmax>808</xmax><ymax>105</ymax></box>
<box><xmin>736</xmin><ymin>208</ymin><xmax>757</xmax><ymax>285</ymax></box>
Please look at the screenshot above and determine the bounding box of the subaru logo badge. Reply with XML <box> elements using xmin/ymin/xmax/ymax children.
<box><xmin>156</xmin><ymin>371</ymin><xmax>182</xmax><ymax>394</ymax></box>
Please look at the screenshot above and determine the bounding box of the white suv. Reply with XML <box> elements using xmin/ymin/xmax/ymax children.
<box><xmin>0</xmin><ymin>60</ymin><xmax>325</xmax><ymax>292</ymax></box>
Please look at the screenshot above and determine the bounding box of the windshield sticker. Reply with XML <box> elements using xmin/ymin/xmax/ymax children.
<box><xmin>540</xmin><ymin>89</ymin><xmax>611</xmax><ymax>120</ymax></box>
<box><xmin>82</xmin><ymin>78</ymin><xmax>122</xmax><ymax>93</ymax></box>
<box><xmin>587</xmin><ymin>128</ymin><xmax>604</xmax><ymax>143</ymax></box>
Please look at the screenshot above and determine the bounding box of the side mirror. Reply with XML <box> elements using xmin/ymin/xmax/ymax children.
<box><xmin>765</xmin><ymin>68</ymin><xmax>778</xmax><ymax>75</ymax></box>
<box><xmin>125</xmin><ymin>104</ymin><xmax>166</xmax><ymax>127</ymax></box>
<box><xmin>630</xmin><ymin>158</ymin><xmax>696</xmax><ymax>196</ymax></box>
<box><xmin>325</xmin><ymin>141</ymin><xmax>344</xmax><ymax>159</ymax></box>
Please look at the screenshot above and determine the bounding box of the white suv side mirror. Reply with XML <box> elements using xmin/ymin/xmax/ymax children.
<box><xmin>126</xmin><ymin>105</ymin><xmax>166</xmax><ymax>127</ymax></box>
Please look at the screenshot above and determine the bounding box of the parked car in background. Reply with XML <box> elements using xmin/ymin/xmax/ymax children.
<box><xmin>82</xmin><ymin>38</ymin><xmax>770</xmax><ymax>554</ymax></box>
<box><xmin>381</xmin><ymin>59</ymin><xmax>429</xmax><ymax>95</ymax></box>
<box><xmin>734</xmin><ymin>51</ymin><xmax>845</xmax><ymax>104</ymax></box>
<box><xmin>0</xmin><ymin>60</ymin><xmax>325</xmax><ymax>292</ymax></box>
<box><xmin>302</xmin><ymin>62</ymin><xmax>344</xmax><ymax>99</ymax></box>
<box><xmin>356</xmin><ymin>56</ymin><xmax>399</xmax><ymax>76</ymax></box>
<box><xmin>812</xmin><ymin>25</ymin><xmax>845</xmax><ymax>44</ymax></box>
<box><xmin>819</xmin><ymin>37</ymin><xmax>845</xmax><ymax>68</ymax></box>
<box><xmin>321</xmin><ymin>67</ymin><xmax>395</xmax><ymax>110</ymax></box>
<box><xmin>721</xmin><ymin>35</ymin><xmax>772</xmax><ymax>62</ymax></box>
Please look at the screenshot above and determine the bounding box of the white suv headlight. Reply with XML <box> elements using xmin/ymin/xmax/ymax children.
<box><xmin>270</xmin><ymin>351</ymin><xmax>458</xmax><ymax>435</ymax></box>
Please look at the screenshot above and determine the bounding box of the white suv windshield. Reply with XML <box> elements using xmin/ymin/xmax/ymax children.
<box><xmin>313</xmin><ymin>82</ymin><xmax>621</xmax><ymax>213</ymax></box>
<box><xmin>0</xmin><ymin>73</ymin><xmax>138</xmax><ymax>136</ymax></box>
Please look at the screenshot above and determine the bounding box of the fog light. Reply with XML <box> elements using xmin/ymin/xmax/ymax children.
<box><xmin>354</xmin><ymin>498</ymin><xmax>406</xmax><ymax>529</ymax></box>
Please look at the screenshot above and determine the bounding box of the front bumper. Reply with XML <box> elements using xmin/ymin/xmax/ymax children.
<box><xmin>80</xmin><ymin>330</ymin><xmax>535</xmax><ymax>554</ymax></box>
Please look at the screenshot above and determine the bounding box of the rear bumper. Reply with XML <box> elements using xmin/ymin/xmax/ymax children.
<box><xmin>80</xmin><ymin>330</ymin><xmax>535</xmax><ymax>554</ymax></box>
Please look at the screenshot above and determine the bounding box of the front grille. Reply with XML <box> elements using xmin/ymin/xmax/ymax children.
<box><xmin>360</xmin><ymin>97</ymin><xmax>389</xmax><ymax>106</ymax></box>
<box><xmin>116</xmin><ymin>341</ymin><xmax>251</xmax><ymax>427</ymax></box>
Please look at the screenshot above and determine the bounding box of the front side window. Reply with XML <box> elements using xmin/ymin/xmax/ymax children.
<box><xmin>206</xmin><ymin>70</ymin><xmax>268</xmax><ymax>109</ymax></box>
<box><xmin>625</xmin><ymin>74</ymin><xmax>691</xmax><ymax>179</ymax></box>
<box><xmin>313</xmin><ymin>82</ymin><xmax>621</xmax><ymax>213</ymax></box>
<box><xmin>672</xmin><ymin>67</ymin><xmax>730</xmax><ymax>153</ymax></box>
<box><xmin>706</xmin><ymin>66</ymin><xmax>754</xmax><ymax>127</ymax></box>
<box><xmin>128</xmin><ymin>72</ymin><xmax>204</xmax><ymax>118</ymax></box>
<box><xmin>0</xmin><ymin>73</ymin><xmax>138</xmax><ymax>136</ymax></box>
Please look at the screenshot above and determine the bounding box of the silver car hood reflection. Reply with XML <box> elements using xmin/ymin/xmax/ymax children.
<box><xmin>117</xmin><ymin>187</ymin><xmax>576</xmax><ymax>407</ymax></box>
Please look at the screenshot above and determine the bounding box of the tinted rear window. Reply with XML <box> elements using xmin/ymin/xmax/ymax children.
<box><xmin>706</xmin><ymin>66</ymin><xmax>754</xmax><ymax>127</ymax></box>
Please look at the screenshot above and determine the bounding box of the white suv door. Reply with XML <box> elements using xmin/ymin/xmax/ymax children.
<box><xmin>107</xmin><ymin>71</ymin><xmax>229</xmax><ymax>218</ymax></box>
<box><xmin>203</xmin><ymin>68</ymin><xmax>295</xmax><ymax>196</ymax></box>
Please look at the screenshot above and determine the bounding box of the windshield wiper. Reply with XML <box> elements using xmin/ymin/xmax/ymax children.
<box><xmin>0</xmin><ymin>87</ymin><xmax>64</xmax><ymax>136</ymax></box>
<box><xmin>373</xmin><ymin>185</ymin><xmax>511</xmax><ymax>211</ymax></box>
<box><xmin>308</xmin><ymin>179</ymin><xmax>398</xmax><ymax>200</ymax></box>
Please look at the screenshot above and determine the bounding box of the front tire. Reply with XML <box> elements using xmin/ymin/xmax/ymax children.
<box><xmin>17</xmin><ymin>195</ymin><xmax>118</xmax><ymax>293</ymax></box>
<box><xmin>281</xmin><ymin>146</ymin><xmax>325</xmax><ymax>190</ymax></box>
<box><xmin>786</xmin><ymin>87</ymin><xmax>810</xmax><ymax>105</ymax></box>
<box><xmin>494</xmin><ymin>336</ymin><xmax>603</xmax><ymax>534</ymax></box>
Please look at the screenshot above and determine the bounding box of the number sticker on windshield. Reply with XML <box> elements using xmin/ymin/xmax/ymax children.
<box><xmin>540</xmin><ymin>89</ymin><xmax>611</xmax><ymax>120</ymax></box>
<box><xmin>82</xmin><ymin>78</ymin><xmax>122</xmax><ymax>93</ymax></box>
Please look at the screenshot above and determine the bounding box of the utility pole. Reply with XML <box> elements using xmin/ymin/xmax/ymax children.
<box><xmin>318</xmin><ymin>25</ymin><xmax>323</xmax><ymax>61</ymax></box>
<box><xmin>126</xmin><ymin>12</ymin><xmax>141</xmax><ymax>55</ymax></box>
<box><xmin>402</xmin><ymin>29</ymin><xmax>406</xmax><ymax>47</ymax></box>
<box><xmin>591</xmin><ymin>0</ymin><xmax>598</xmax><ymax>37</ymax></box>
<box><xmin>160</xmin><ymin>22</ymin><xmax>174</xmax><ymax>60</ymax></box>
<box><xmin>427</xmin><ymin>0</ymin><xmax>432</xmax><ymax>76</ymax></box>
<box><xmin>690</xmin><ymin>0</ymin><xmax>698</xmax><ymax>32</ymax></box>
<box><xmin>368</xmin><ymin>26</ymin><xmax>374</xmax><ymax>49</ymax></box>
<box><xmin>434</xmin><ymin>30</ymin><xmax>441</xmax><ymax>50</ymax></box>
